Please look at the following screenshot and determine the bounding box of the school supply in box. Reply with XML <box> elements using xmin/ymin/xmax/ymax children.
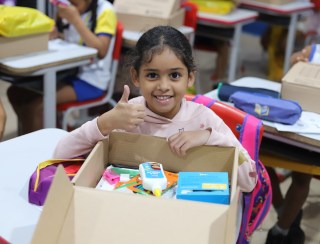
<box><xmin>177</xmin><ymin>172</ymin><xmax>229</xmax><ymax>204</ymax></box>
<box><xmin>96</xmin><ymin>165</ymin><xmax>139</xmax><ymax>191</ymax></box>
<box><xmin>187</xmin><ymin>94</ymin><xmax>272</xmax><ymax>244</ymax></box>
<box><xmin>120</xmin><ymin>170</ymin><xmax>177</xmax><ymax>197</ymax></box>
<box><xmin>28</xmin><ymin>158</ymin><xmax>84</xmax><ymax>206</ymax></box>
<box><xmin>102</xmin><ymin>168</ymin><xmax>120</xmax><ymax>185</ymax></box>
<box><xmin>96</xmin><ymin>164</ymin><xmax>178</xmax><ymax>198</ymax></box>
<box><xmin>230</xmin><ymin>91</ymin><xmax>302</xmax><ymax>125</ymax></box>
<box><xmin>217</xmin><ymin>82</ymin><xmax>280</xmax><ymax>102</ymax></box>
<box><xmin>139</xmin><ymin>162</ymin><xmax>168</xmax><ymax>197</ymax></box>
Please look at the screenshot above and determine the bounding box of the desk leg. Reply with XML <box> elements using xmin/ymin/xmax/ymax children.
<box><xmin>284</xmin><ymin>13</ymin><xmax>298</xmax><ymax>73</ymax></box>
<box><xmin>228</xmin><ymin>24</ymin><xmax>242</xmax><ymax>82</ymax></box>
<box><xmin>43</xmin><ymin>71</ymin><xmax>56</xmax><ymax>128</ymax></box>
<box><xmin>37</xmin><ymin>1</ymin><xmax>46</xmax><ymax>14</ymax></box>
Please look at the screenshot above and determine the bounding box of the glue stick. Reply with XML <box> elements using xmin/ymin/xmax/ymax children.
<box><xmin>139</xmin><ymin>162</ymin><xmax>167</xmax><ymax>197</ymax></box>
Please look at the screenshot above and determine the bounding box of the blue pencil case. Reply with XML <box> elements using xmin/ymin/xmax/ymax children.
<box><xmin>229</xmin><ymin>91</ymin><xmax>302</xmax><ymax>125</ymax></box>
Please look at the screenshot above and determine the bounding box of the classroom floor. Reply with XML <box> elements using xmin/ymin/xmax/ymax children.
<box><xmin>1</xmin><ymin>33</ymin><xmax>320</xmax><ymax>244</ymax></box>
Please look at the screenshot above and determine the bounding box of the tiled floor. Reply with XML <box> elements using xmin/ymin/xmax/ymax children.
<box><xmin>1</xmin><ymin>33</ymin><xmax>320</xmax><ymax>243</ymax></box>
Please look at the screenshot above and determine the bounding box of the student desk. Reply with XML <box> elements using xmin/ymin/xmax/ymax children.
<box><xmin>239</xmin><ymin>0</ymin><xmax>314</xmax><ymax>74</ymax></box>
<box><xmin>205</xmin><ymin>77</ymin><xmax>320</xmax><ymax>175</ymax></box>
<box><xmin>0</xmin><ymin>128</ymin><xmax>68</xmax><ymax>244</ymax></box>
<box><xmin>196</xmin><ymin>9</ymin><xmax>258</xmax><ymax>83</ymax></box>
<box><xmin>0</xmin><ymin>40</ymin><xmax>97</xmax><ymax>129</ymax></box>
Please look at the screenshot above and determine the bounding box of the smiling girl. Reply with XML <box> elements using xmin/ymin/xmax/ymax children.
<box><xmin>54</xmin><ymin>26</ymin><xmax>257</xmax><ymax>194</ymax></box>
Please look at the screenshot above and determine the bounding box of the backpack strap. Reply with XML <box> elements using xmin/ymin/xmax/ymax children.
<box><xmin>237</xmin><ymin>115</ymin><xmax>271</xmax><ymax>242</ymax></box>
<box><xmin>239</xmin><ymin>114</ymin><xmax>262</xmax><ymax>162</ymax></box>
<box><xmin>191</xmin><ymin>94</ymin><xmax>216</xmax><ymax>107</ymax></box>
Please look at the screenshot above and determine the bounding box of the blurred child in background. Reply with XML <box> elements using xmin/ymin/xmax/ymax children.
<box><xmin>7</xmin><ymin>0</ymin><xmax>116</xmax><ymax>135</ymax></box>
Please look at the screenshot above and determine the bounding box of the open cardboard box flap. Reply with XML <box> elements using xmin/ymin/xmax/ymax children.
<box><xmin>32</xmin><ymin>132</ymin><xmax>240</xmax><ymax>244</ymax></box>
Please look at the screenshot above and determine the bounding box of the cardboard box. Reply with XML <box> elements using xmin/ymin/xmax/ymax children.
<box><xmin>176</xmin><ymin>172</ymin><xmax>230</xmax><ymax>204</ymax></box>
<box><xmin>0</xmin><ymin>33</ymin><xmax>49</xmax><ymax>60</ymax></box>
<box><xmin>116</xmin><ymin>8</ymin><xmax>185</xmax><ymax>32</ymax></box>
<box><xmin>32</xmin><ymin>132</ymin><xmax>240</xmax><ymax>244</ymax></box>
<box><xmin>114</xmin><ymin>0</ymin><xmax>182</xmax><ymax>18</ymax></box>
<box><xmin>281</xmin><ymin>62</ymin><xmax>320</xmax><ymax>113</ymax></box>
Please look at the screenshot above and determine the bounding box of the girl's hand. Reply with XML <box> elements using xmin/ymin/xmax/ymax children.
<box><xmin>56</xmin><ymin>2</ymin><xmax>111</xmax><ymax>59</ymax></box>
<box><xmin>57</xmin><ymin>4</ymin><xmax>80</xmax><ymax>25</ymax></box>
<box><xmin>290</xmin><ymin>45</ymin><xmax>312</xmax><ymax>65</ymax></box>
<box><xmin>168</xmin><ymin>129</ymin><xmax>211</xmax><ymax>156</ymax></box>
<box><xmin>97</xmin><ymin>85</ymin><xmax>146</xmax><ymax>135</ymax></box>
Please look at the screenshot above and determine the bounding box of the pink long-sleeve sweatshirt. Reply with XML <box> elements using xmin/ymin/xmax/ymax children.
<box><xmin>54</xmin><ymin>97</ymin><xmax>257</xmax><ymax>192</ymax></box>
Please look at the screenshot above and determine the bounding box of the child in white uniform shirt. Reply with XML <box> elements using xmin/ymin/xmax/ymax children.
<box><xmin>7</xmin><ymin>0</ymin><xmax>116</xmax><ymax>135</ymax></box>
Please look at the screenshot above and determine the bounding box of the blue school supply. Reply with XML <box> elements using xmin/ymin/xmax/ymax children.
<box><xmin>176</xmin><ymin>172</ymin><xmax>229</xmax><ymax>205</ymax></box>
<box><xmin>230</xmin><ymin>91</ymin><xmax>302</xmax><ymax>125</ymax></box>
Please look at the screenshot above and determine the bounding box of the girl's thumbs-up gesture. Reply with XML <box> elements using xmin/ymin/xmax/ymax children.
<box><xmin>97</xmin><ymin>85</ymin><xmax>146</xmax><ymax>135</ymax></box>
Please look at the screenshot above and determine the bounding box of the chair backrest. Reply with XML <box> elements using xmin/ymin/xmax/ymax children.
<box><xmin>186</xmin><ymin>94</ymin><xmax>272</xmax><ymax>243</ymax></box>
<box><xmin>105</xmin><ymin>21</ymin><xmax>123</xmax><ymax>105</ymax></box>
<box><xmin>182</xmin><ymin>2</ymin><xmax>198</xmax><ymax>30</ymax></box>
<box><xmin>185</xmin><ymin>94</ymin><xmax>263</xmax><ymax>151</ymax></box>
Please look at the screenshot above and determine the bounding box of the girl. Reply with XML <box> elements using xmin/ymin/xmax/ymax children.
<box><xmin>54</xmin><ymin>25</ymin><xmax>257</xmax><ymax>194</ymax></box>
<box><xmin>7</xmin><ymin>0</ymin><xmax>117</xmax><ymax>134</ymax></box>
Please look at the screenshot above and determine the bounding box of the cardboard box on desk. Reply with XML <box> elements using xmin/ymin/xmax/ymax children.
<box><xmin>281</xmin><ymin>62</ymin><xmax>320</xmax><ymax>113</ymax></box>
<box><xmin>116</xmin><ymin>8</ymin><xmax>185</xmax><ymax>32</ymax></box>
<box><xmin>114</xmin><ymin>0</ymin><xmax>182</xmax><ymax>18</ymax></box>
<box><xmin>0</xmin><ymin>33</ymin><xmax>48</xmax><ymax>59</ymax></box>
<box><xmin>114</xmin><ymin>0</ymin><xmax>185</xmax><ymax>32</ymax></box>
<box><xmin>31</xmin><ymin>132</ymin><xmax>240</xmax><ymax>244</ymax></box>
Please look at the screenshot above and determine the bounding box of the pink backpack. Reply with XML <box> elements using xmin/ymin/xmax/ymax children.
<box><xmin>186</xmin><ymin>94</ymin><xmax>272</xmax><ymax>243</ymax></box>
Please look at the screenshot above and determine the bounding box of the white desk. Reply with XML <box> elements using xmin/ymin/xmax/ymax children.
<box><xmin>0</xmin><ymin>40</ymin><xmax>97</xmax><ymax>128</ymax></box>
<box><xmin>240</xmin><ymin>0</ymin><xmax>314</xmax><ymax>74</ymax></box>
<box><xmin>197</xmin><ymin>9</ymin><xmax>258</xmax><ymax>83</ymax></box>
<box><xmin>0</xmin><ymin>128</ymin><xmax>68</xmax><ymax>243</ymax></box>
<box><xmin>205</xmin><ymin>76</ymin><xmax>320</xmax><ymax>153</ymax></box>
